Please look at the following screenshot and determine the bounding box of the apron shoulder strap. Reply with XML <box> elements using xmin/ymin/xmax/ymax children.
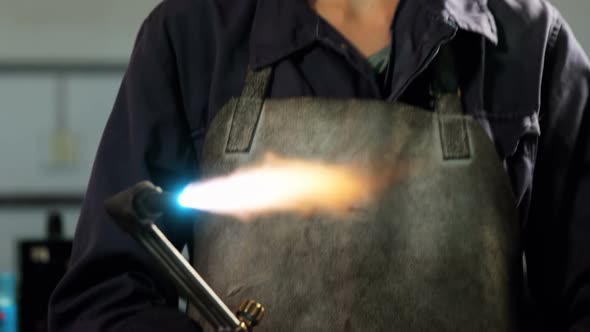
<box><xmin>431</xmin><ymin>45</ymin><xmax>471</xmax><ymax>160</ymax></box>
<box><xmin>226</xmin><ymin>55</ymin><xmax>469</xmax><ymax>160</ymax></box>
<box><xmin>239</xmin><ymin>66</ymin><xmax>273</xmax><ymax>100</ymax></box>
<box><xmin>226</xmin><ymin>67</ymin><xmax>273</xmax><ymax>153</ymax></box>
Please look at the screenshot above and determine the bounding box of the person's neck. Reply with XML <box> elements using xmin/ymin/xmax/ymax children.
<box><xmin>309</xmin><ymin>0</ymin><xmax>399</xmax><ymax>57</ymax></box>
<box><xmin>309</xmin><ymin>0</ymin><xmax>399</xmax><ymax>26</ymax></box>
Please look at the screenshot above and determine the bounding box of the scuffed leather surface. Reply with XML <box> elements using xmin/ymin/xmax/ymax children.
<box><xmin>190</xmin><ymin>97</ymin><xmax>522</xmax><ymax>331</ymax></box>
<box><xmin>226</xmin><ymin>68</ymin><xmax>272</xmax><ymax>153</ymax></box>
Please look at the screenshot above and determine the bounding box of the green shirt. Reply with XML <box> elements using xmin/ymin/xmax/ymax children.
<box><xmin>367</xmin><ymin>45</ymin><xmax>391</xmax><ymax>75</ymax></box>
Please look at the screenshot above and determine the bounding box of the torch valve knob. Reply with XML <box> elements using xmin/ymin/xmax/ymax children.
<box><xmin>236</xmin><ymin>300</ymin><xmax>265</xmax><ymax>330</ymax></box>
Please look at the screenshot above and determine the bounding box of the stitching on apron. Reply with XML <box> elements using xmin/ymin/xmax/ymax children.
<box><xmin>437</xmin><ymin>94</ymin><xmax>471</xmax><ymax>160</ymax></box>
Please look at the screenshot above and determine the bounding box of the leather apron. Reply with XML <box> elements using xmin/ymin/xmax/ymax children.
<box><xmin>188</xmin><ymin>49</ymin><xmax>523</xmax><ymax>331</ymax></box>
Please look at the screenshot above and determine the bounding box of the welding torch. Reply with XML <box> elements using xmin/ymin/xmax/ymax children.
<box><xmin>104</xmin><ymin>181</ymin><xmax>264</xmax><ymax>332</ymax></box>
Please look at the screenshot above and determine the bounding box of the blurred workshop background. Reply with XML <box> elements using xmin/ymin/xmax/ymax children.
<box><xmin>0</xmin><ymin>0</ymin><xmax>587</xmax><ymax>331</ymax></box>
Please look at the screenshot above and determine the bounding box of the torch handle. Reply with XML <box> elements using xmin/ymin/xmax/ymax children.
<box><xmin>104</xmin><ymin>181</ymin><xmax>262</xmax><ymax>331</ymax></box>
<box><xmin>132</xmin><ymin>221</ymin><xmax>246</xmax><ymax>331</ymax></box>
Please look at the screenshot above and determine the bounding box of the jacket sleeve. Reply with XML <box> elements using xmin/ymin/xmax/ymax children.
<box><xmin>48</xmin><ymin>4</ymin><xmax>202</xmax><ymax>332</ymax></box>
<box><xmin>524</xmin><ymin>13</ymin><xmax>590</xmax><ymax>332</ymax></box>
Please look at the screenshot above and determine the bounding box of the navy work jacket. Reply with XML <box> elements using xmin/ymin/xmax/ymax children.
<box><xmin>49</xmin><ymin>0</ymin><xmax>590</xmax><ymax>331</ymax></box>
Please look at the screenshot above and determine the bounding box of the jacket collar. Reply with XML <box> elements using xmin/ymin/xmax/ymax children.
<box><xmin>424</xmin><ymin>0</ymin><xmax>498</xmax><ymax>44</ymax></box>
<box><xmin>249</xmin><ymin>0</ymin><xmax>498</xmax><ymax>69</ymax></box>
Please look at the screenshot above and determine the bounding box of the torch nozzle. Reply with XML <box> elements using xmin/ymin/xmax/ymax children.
<box><xmin>104</xmin><ymin>181</ymin><xmax>176</xmax><ymax>231</ymax></box>
<box><xmin>132</xmin><ymin>184</ymin><xmax>176</xmax><ymax>220</ymax></box>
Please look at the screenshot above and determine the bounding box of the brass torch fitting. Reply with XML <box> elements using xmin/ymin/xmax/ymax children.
<box><xmin>236</xmin><ymin>300</ymin><xmax>265</xmax><ymax>331</ymax></box>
